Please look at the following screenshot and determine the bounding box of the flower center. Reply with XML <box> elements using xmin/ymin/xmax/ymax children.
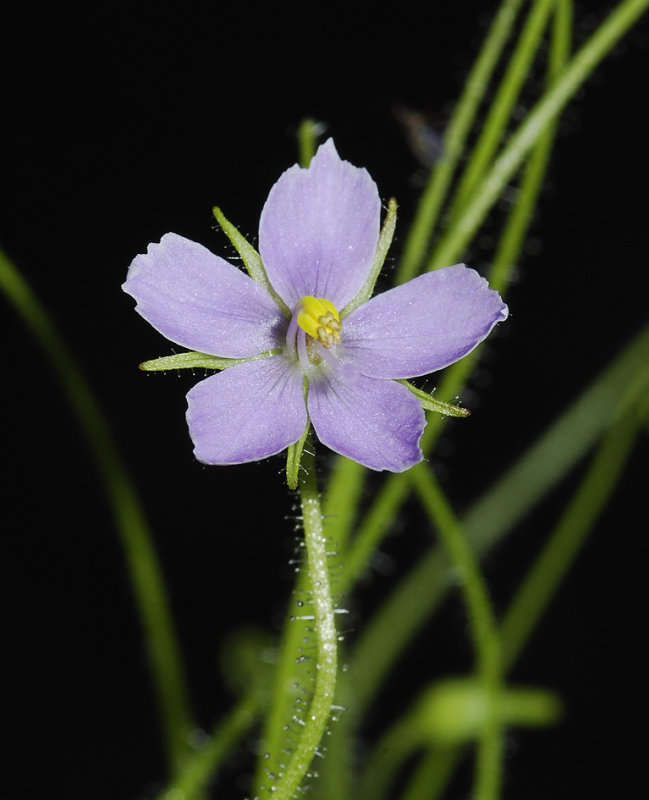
<box><xmin>296</xmin><ymin>296</ymin><xmax>342</xmax><ymax>348</ymax></box>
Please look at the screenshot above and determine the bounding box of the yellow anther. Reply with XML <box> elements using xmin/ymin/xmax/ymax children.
<box><xmin>296</xmin><ymin>296</ymin><xmax>342</xmax><ymax>348</ymax></box>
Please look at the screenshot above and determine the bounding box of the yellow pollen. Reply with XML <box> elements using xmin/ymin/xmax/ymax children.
<box><xmin>296</xmin><ymin>296</ymin><xmax>342</xmax><ymax>348</ymax></box>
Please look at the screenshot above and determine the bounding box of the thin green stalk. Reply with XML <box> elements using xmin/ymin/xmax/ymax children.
<box><xmin>397</xmin><ymin>0</ymin><xmax>526</xmax><ymax>284</ymax></box>
<box><xmin>337</xmin><ymin>470</ymin><xmax>409</xmax><ymax>596</ymax></box>
<box><xmin>358</xmin><ymin>717</ymin><xmax>421</xmax><ymax>800</ymax></box>
<box><xmin>322</xmin><ymin>455</ymin><xmax>366</xmax><ymax>553</ymax></box>
<box><xmin>157</xmin><ymin>692</ymin><xmax>260</xmax><ymax>800</ymax></box>
<box><xmin>400</xmin><ymin>748</ymin><xmax>463</xmax><ymax>800</ymax></box>
<box><xmin>500</xmin><ymin>397</ymin><xmax>645</xmax><ymax>668</ymax></box>
<box><xmin>490</xmin><ymin>0</ymin><xmax>572</xmax><ymax>293</ymax></box>
<box><xmin>429</xmin><ymin>0</ymin><xmax>649</xmax><ymax>270</ymax></box>
<box><xmin>411</xmin><ymin>468</ymin><xmax>503</xmax><ymax>800</ymax></box>
<box><xmin>298</xmin><ymin>118</ymin><xmax>321</xmax><ymax>167</ymax></box>
<box><xmin>0</xmin><ymin>246</ymin><xmax>194</xmax><ymax>771</ymax></box>
<box><xmin>266</xmin><ymin>444</ymin><xmax>339</xmax><ymax>800</ymax></box>
<box><xmin>447</xmin><ymin>0</ymin><xmax>556</xmax><ymax>224</ymax></box>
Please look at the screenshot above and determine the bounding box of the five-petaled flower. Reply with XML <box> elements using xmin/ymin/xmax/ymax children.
<box><xmin>123</xmin><ymin>140</ymin><xmax>508</xmax><ymax>472</ymax></box>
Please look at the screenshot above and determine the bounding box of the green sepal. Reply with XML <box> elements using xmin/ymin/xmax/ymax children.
<box><xmin>400</xmin><ymin>380</ymin><xmax>470</xmax><ymax>418</ymax></box>
<box><xmin>414</xmin><ymin>678</ymin><xmax>562</xmax><ymax>745</ymax></box>
<box><xmin>212</xmin><ymin>206</ymin><xmax>290</xmax><ymax>319</ymax></box>
<box><xmin>139</xmin><ymin>349</ymin><xmax>280</xmax><ymax>372</ymax></box>
<box><xmin>286</xmin><ymin>379</ymin><xmax>311</xmax><ymax>490</ymax></box>
<box><xmin>341</xmin><ymin>197</ymin><xmax>398</xmax><ymax>318</ymax></box>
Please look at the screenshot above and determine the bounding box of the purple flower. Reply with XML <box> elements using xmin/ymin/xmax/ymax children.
<box><xmin>123</xmin><ymin>140</ymin><xmax>507</xmax><ymax>472</ymax></box>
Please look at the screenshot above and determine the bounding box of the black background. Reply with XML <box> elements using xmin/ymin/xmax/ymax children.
<box><xmin>2</xmin><ymin>3</ymin><xmax>648</xmax><ymax>798</ymax></box>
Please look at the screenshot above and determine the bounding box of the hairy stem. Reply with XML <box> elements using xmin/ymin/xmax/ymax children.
<box><xmin>269</xmin><ymin>444</ymin><xmax>338</xmax><ymax>800</ymax></box>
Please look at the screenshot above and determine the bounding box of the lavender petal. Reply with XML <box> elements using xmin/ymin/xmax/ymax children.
<box><xmin>259</xmin><ymin>139</ymin><xmax>380</xmax><ymax>311</ymax></box>
<box><xmin>123</xmin><ymin>232</ymin><xmax>285</xmax><ymax>358</ymax></box>
<box><xmin>342</xmin><ymin>265</ymin><xmax>508</xmax><ymax>379</ymax></box>
<box><xmin>186</xmin><ymin>357</ymin><xmax>306</xmax><ymax>464</ymax></box>
<box><xmin>308</xmin><ymin>371</ymin><xmax>425</xmax><ymax>472</ymax></box>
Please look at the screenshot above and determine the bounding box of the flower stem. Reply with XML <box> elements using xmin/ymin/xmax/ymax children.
<box><xmin>156</xmin><ymin>691</ymin><xmax>259</xmax><ymax>800</ymax></box>
<box><xmin>411</xmin><ymin>467</ymin><xmax>503</xmax><ymax>800</ymax></box>
<box><xmin>500</xmin><ymin>392</ymin><xmax>647</xmax><ymax>669</ymax></box>
<box><xmin>270</xmin><ymin>443</ymin><xmax>338</xmax><ymax>800</ymax></box>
